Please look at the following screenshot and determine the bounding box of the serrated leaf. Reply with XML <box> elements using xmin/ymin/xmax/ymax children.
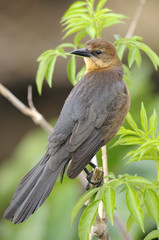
<box><xmin>128</xmin><ymin>46</ymin><xmax>138</xmax><ymax>68</ymax></box>
<box><xmin>71</xmin><ymin>188</ymin><xmax>100</xmax><ymax>225</ymax></box>
<box><xmin>126</xmin><ymin>185</ymin><xmax>144</xmax><ymax>232</ymax></box>
<box><xmin>140</xmin><ymin>102</ymin><xmax>148</xmax><ymax>133</ymax></box>
<box><xmin>67</xmin><ymin>56</ymin><xmax>76</xmax><ymax>86</ymax></box>
<box><xmin>103</xmin><ymin>187</ymin><xmax>116</xmax><ymax>224</ymax></box>
<box><xmin>149</xmin><ymin>109</ymin><xmax>157</xmax><ymax>138</ymax></box>
<box><xmin>126</xmin><ymin>215</ymin><xmax>135</xmax><ymax>233</ymax></box>
<box><xmin>144</xmin><ymin>230</ymin><xmax>159</xmax><ymax>240</ymax></box>
<box><xmin>144</xmin><ymin>189</ymin><xmax>159</xmax><ymax>226</ymax></box>
<box><xmin>78</xmin><ymin>200</ymin><xmax>100</xmax><ymax>240</ymax></box>
<box><xmin>45</xmin><ymin>57</ymin><xmax>57</xmax><ymax>87</ymax></box>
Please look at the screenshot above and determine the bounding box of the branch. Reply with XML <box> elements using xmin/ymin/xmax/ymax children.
<box><xmin>0</xmin><ymin>83</ymin><xmax>53</xmax><ymax>134</ymax></box>
<box><xmin>125</xmin><ymin>0</ymin><xmax>146</xmax><ymax>38</ymax></box>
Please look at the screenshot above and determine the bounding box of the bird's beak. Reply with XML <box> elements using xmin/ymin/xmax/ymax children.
<box><xmin>70</xmin><ymin>48</ymin><xmax>91</xmax><ymax>57</ymax></box>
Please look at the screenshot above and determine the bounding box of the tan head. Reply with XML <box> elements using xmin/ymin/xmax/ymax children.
<box><xmin>71</xmin><ymin>39</ymin><xmax>121</xmax><ymax>72</ymax></box>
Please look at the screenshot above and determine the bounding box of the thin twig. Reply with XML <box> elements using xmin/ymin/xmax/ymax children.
<box><xmin>102</xmin><ymin>146</ymin><xmax>108</xmax><ymax>184</ymax></box>
<box><xmin>90</xmin><ymin>145</ymin><xmax>110</xmax><ymax>240</ymax></box>
<box><xmin>125</xmin><ymin>0</ymin><xmax>146</xmax><ymax>38</ymax></box>
<box><xmin>98</xmin><ymin>146</ymin><xmax>108</xmax><ymax>220</ymax></box>
<box><xmin>0</xmin><ymin>83</ymin><xmax>53</xmax><ymax>134</ymax></box>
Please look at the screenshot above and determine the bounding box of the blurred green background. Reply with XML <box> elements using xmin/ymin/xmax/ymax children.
<box><xmin>0</xmin><ymin>0</ymin><xmax>159</xmax><ymax>239</ymax></box>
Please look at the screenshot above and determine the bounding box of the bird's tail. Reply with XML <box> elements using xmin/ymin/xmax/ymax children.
<box><xmin>4</xmin><ymin>152</ymin><xmax>65</xmax><ymax>224</ymax></box>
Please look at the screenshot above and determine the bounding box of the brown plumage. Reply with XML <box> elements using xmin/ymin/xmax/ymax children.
<box><xmin>4</xmin><ymin>39</ymin><xmax>130</xmax><ymax>224</ymax></box>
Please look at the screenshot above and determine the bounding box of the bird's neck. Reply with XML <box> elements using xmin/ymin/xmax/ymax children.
<box><xmin>84</xmin><ymin>57</ymin><xmax>123</xmax><ymax>75</ymax></box>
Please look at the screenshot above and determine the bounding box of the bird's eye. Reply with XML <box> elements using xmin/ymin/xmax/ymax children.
<box><xmin>96</xmin><ymin>50</ymin><xmax>102</xmax><ymax>54</ymax></box>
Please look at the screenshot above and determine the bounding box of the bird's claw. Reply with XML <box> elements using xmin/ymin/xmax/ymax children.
<box><xmin>84</xmin><ymin>165</ymin><xmax>103</xmax><ymax>190</ymax></box>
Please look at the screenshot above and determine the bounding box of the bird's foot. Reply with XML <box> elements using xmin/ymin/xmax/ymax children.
<box><xmin>84</xmin><ymin>164</ymin><xmax>103</xmax><ymax>190</ymax></box>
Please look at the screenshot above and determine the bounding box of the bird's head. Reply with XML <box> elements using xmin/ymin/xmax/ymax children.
<box><xmin>71</xmin><ymin>39</ymin><xmax>121</xmax><ymax>72</ymax></box>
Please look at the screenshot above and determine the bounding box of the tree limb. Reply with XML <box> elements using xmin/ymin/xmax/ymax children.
<box><xmin>125</xmin><ymin>0</ymin><xmax>146</xmax><ymax>38</ymax></box>
<box><xmin>0</xmin><ymin>83</ymin><xmax>53</xmax><ymax>134</ymax></box>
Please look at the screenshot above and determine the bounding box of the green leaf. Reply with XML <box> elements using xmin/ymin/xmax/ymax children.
<box><xmin>144</xmin><ymin>230</ymin><xmax>159</xmax><ymax>240</ymax></box>
<box><xmin>57</xmin><ymin>48</ymin><xmax>67</xmax><ymax>58</ymax></box>
<box><xmin>135</xmin><ymin>48</ymin><xmax>142</xmax><ymax>68</ymax></box>
<box><xmin>67</xmin><ymin>1</ymin><xmax>86</xmax><ymax>10</ymax></box>
<box><xmin>71</xmin><ymin>188</ymin><xmax>100</xmax><ymax>225</ymax></box>
<box><xmin>67</xmin><ymin>56</ymin><xmax>76</xmax><ymax>85</ymax></box>
<box><xmin>74</xmin><ymin>31</ymin><xmax>86</xmax><ymax>46</ymax></box>
<box><xmin>78</xmin><ymin>200</ymin><xmax>100</xmax><ymax>240</ymax></box>
<box><xmin>126</xmin><ymin>185</ymin><xmax>144</xmax><ymax>232</ymax></box>
<box><xmin>45</xmin><ymin>57</ymin><xmax>57</xmax><ymax>88</ymax></box>
<box><xmin>57</xmin><ymin>43</ymin><xmax>75</xmax><ymax>49</ymax></box>
<box><xmin>140</xmin><ymin>102</ymin><xmax>148</xmax><ymax>133</ymax></box>
<box><xmin>127</xmin><ymin>176</ymin><xmax>153</xmax><ymax>186</ymax></box>
<box><xmin>126</xmin><ymin>112</ymin><xmax>139</xmax><ymax>132</ymax></box>
<box><xmin>36</xmin><ymin>56</ymin><xmax>52</xmax><ymax>94</ymax></box>
<box><xmin>75</xmin><ymin>65</ymin><xmax>86</xmax><ymax>84</ymax></box>
<box><xmin>86</xmin><ymin>25</ymin><xmax>96</xmax><ymax>39</ymax></box>
<box><xmin>116</xmin><ymin>44</ymin><xmax>125</xmax><ymax>60</ymax></box>
<box><xmin>126</xmin><ymin>215</ymin><xmax>135</xmax><ymax>233</ymax></box>
<box><xmin>37</xmin><ymin>49</ymin><xmax>56</xmax><ymax>61</ymax></box>
<box><xmin>96</xmin><ymin>0</ymin><xmax>108</xmax><ymax>11</ymax></box>
<box><xmin>63</xmin><ymin>26</ymin><xmax>86</xmax><ymax>39</ymax></box>
<box><xmin>139</xmin><ymin>43</ymin><xmax>159</xmax><ymax>70</ymax></box>
<box><xmin>144</xmin><ymin>189</ymin><xmax>159</xmax><ymax>226</ymax></box>
<box><xmin>128</xmin><ymin>46</ymin><xmax>138</xmax><ymax>68</ymax></box>
<box><xmin>103</xmin><ymin>187</ymin><xmax>116</xmax><ymax>224</ymax></box>
<box><xmin>149</xmin><ymin>109</ymin><xmax>157</xmax><ymax>138</ymax></box>
<box><xmin>112</xmin><ymin>136</ymin><xmax>144</xmax><ymax>147</ymax></box>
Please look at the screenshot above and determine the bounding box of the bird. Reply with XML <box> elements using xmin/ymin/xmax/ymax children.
<box><xmin>4</xmin><ymin>38</ymin><xmax>130</xmax><ymax>224</ymax></box>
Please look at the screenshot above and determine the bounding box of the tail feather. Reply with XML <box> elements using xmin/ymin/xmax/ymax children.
<box><xmin>4</xmin><ymin>154</ymin><xmax>65</xmax><ymax>224</ymax></box>
<box><xmin>11</xmin><ymin>154</ymin><xmax>49</xmax><ymax>204</ymax></box>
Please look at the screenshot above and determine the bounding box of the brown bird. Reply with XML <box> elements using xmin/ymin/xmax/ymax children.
<box><xmin>4</xmin><ymin>39</ymin><xmax>130</xmax><ymax>224</ymax></box>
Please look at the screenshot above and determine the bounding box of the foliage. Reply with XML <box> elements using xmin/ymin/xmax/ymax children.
<box><xmin>35</xmin><ymin>0</ymin><xmax>159</xmax><ymax>94</ymax></box>
<box><xmin>113</xmin><ymin>103</ymin><xmax>159</xmax><ymax>166</ymax></box>
<box><xmin>72</xmin><ymin>172</ymin><xmax>159</xmax><ymax>239</ymax></box>
<box><xmin>35</xmin><ymin>0</ymin><xmax>159</xmax><ymax>239</ymax></box>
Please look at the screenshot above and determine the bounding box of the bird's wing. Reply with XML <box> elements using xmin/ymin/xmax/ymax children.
<box><xmin>66</xmin><ymin>76</ymin><xmax>127</xmax><ymax>178</ymax></box>
<box><xmin>65</xmin><ymin>100</ymin><xmax>109</xmax><ymax>152</ymax></box>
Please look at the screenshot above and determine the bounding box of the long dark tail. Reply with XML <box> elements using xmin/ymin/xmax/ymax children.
<box><xmin>4</xmin><ymin>153</ymin><xmax>65</xmax><ymax>224</ymax></box>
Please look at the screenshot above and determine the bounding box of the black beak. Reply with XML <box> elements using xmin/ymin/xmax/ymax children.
<box><xmin>70</xmin><ymin>48</ymin><xmax>91</xmax><ymax>57</ymax></box>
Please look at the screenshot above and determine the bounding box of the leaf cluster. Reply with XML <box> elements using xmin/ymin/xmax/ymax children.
<box><xmin>61</xmin><ymin>0</ymin><xmax>126</xmax><ymax>40</ymax></box>
<box><xmin>71</xmin><ymin>173</ymin><xmax>159</xmax><ymax>239</ymax></box>
<box><xmin>35</xmin><ymin>0</ymin><xmax>159</xmax><ymax>94</ymax></box>
<box><xmin>36</xmin><ymin>0</ymin><xmax>127</xmax><ymax>94</ymax></box>
<box><xmin>114</xmin><ymin>35</ymin><xmax>159</xmax><ymax>70</ymax></box>
<box><xmin>114</xmin><ymin>103</ymin><xmax>159</xmax><ymax>164</ymax></box>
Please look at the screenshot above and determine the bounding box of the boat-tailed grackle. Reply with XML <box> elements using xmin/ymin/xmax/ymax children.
<box><xmin>4</xmin><ymin>39</ymin><xmax>130</xmax><ymax>224</ymax></box>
